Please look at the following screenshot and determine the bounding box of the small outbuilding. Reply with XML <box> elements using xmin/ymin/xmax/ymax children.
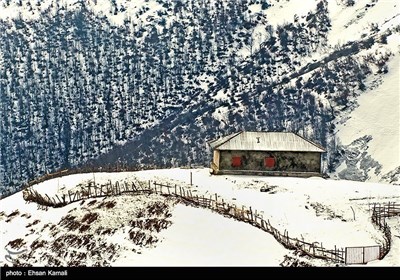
<box><xmin>209</xmin><ymin>131</ymin><xmax>326</xmax><ymax>177</ymax></box>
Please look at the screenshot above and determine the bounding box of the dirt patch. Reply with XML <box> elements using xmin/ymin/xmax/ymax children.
<box><xmin>310</xmin><ymin>202</ymin><xmax>346</xmax><ymax>221</ymax></box>
<box><xmin>260</xmin><ymin>185</ymin><xmax>278</xmax><ymax>194</ymax></box>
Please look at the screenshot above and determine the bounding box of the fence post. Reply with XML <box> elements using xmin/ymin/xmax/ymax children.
<box><xmin>45</xmin><ymin>194</ymin><xmax>52</xmax><ymax>206</ymax></box>
<box><xmin>55</xmin><ymin>195</ymin><xmax>62</xmax><ymax>204</ymax></box>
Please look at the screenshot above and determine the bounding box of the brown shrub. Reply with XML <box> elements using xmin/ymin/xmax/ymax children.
<box><xmin>81</xmin><ymin>212</ymin><xmax>99</xmax><ymax>224</ymax></box>
<box><xmin>8</xmin><ymin>238</ymin><xmax>26</xmax><ymax>249</ymax></box>
<box><xmin>26</xmin><ymin>219</ymin><xmax>40</xmax><ymax>228</ymax></box>
<box><xmin>31</xmin><ymin>240</ymin><xmax>48</xmax><ymax>250</ymax></box>
<box><xmin>129</xmin><ymin>230</ymin><xmax>147</xmax><ymax>246</ymax></box>
<box><xmin>146</xmin><ymin>201</ymin><xmax>168</xmax><ymax>216</ymax></box>
<box><xmin>59</xmin><ymin>215</ymin><xmax>81</xmax><ymax>231</ymax></box>
<box><xmin>79</xmin><ymin>224</ymin><xmax>91</xmax><ymax>232</ymax></box>
<box><xmin>128</xmin><ymin>230</ymin><xmax>158</xmax><ymax>246</ymax></box>
<box><xmin>100</xmin><ymin>228</ymin><xmax>116</xmax><ymax>235</ymax></box>
<box><xmin>97</xmin><ymin>200</ymin><xmax>116</xmax><ymax>209</ymax></box>
<box><xmin>136</xmin><ymin>209</ymin><xmax>145</xmax><ymax>218</ymax></box>
<box><xmin>21</xmin><ymin>213</ymin><xmax>31</xmax><ymax>219</ymax></box>
<box><xmin>7</xmin><ymin>210</ymin><xmax>20</xmax><ymax>218</ymax></box>
<box><xmin>130</xmin><ymin>218</ymin><xmax>172</xmax><ymax>233</ymax></box>
<box><xmin>52</xmin><ymin>235</ymin><xmax>81</xmax><ymax>251</ymax></box>
<box><xmin>87</xmin><ymin>200</ymin><xmax>97</xmax><ymax>206</ymax></box>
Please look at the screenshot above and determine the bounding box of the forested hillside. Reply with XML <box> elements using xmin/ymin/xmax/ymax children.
<box><xmin>1</xmin><ymin>0</ymin><xmax>399</xmax><ymax>195</ymax></box>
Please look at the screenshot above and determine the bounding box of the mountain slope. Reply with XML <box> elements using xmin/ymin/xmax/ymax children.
<box><xmin>0</xmin><ymin>0</ymin><xmax>399</xmax><ymax>196</ymax></box>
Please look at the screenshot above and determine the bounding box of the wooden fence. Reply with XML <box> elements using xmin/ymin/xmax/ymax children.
<box><xmin>0</xmin><ymin>165</ymin><xmax>155</xmax><ymax>199</ymax></box>
<box><xmin>24</xmin><ymin>166</ymin><xmax>149</xmax><ymax>191</ymax></box>
<box><xmin>370</xmin><ymin>202</ymin><xmax>400</xmax><ymax>260</ymax></box>
<box><xmin>22</xmin><ymin>179</ymin><xmax>400</xmax><ymax>265</ymax></box>
<box><xmin>23</xmin><ymin>179</ymin><xmax>346</xmax><ymax>263</ymax></box>
<box><xmin>23</xmin><ymin>179</ymin><xmax>152</xmax><ymax>208</ymax></box>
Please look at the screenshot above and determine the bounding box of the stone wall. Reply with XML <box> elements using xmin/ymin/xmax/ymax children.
<box><xmin>218</xmin><ymin>150</ymin><xmax>321</xmax><ymax>173</ymax></box>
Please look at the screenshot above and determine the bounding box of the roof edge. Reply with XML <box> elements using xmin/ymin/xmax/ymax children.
<box><xmin>293</xmin><ymin>133</ymin><xmax>326</xmax><ymax>152</ymax></box>
<box><xmin>209</xmin><ymin>131</ymin><xmax>243</xmax><ymax>149</ymax></box>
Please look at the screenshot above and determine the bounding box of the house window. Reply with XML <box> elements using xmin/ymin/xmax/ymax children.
<box><xmin>231</xmin><ymin>156</ymin><xmax>242</xmax><ymax>167</ymax></box>
<box><xmin>265</xmin><ymin>156</ymin><xmax>276</xmax><ymax>168</ymax></box>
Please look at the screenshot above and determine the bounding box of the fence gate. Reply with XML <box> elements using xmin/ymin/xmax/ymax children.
<box><xmin>345</xmin><ymin>246</ymin><xmax>380</xmax><ymax>264</ymax></box>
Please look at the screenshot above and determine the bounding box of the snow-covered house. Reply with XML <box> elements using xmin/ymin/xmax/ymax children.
<box><xmin>209</xmin><ymin>131</ymin><xmax>326</xmax><ymax>177</ymax></box>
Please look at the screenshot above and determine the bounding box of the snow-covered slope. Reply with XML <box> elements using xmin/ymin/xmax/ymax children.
<box><xmin>0</xmin><ymin>0</ymin><xmax>399</xmax><ymax>197</ymax></box>
<box><xmin>332</xmin><ymin>28</ymin><xmax>400</xmax><ymax>183</ymax></box>
<box><xmin>328</xmin><ymin>0</ymin><xmax>400</xmax><ymax>46</ymax></box>
<box><xmin>1</xmin><ymin>168</ymin><xmax>399</xmax><ymax>266</ymax></box>
<box><xmin>336</xmin><ymin>49</ymin><xmax>399</xmax><ymax>179</ymax></box>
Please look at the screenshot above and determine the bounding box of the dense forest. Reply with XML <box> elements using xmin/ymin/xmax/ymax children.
<box><xmin>0</xmin><ymin>0</ymin><xmax>397</xmax><ymax>195</ymax></box>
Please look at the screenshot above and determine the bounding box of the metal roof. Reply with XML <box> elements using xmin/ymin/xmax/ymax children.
<box><xmin>209</xmin><ymin>131</ymin><xmax>325</xmax><ymax>153</ymax></box>
<box><xmin>208</xmin><ymin>131</ymin><xmax>242</xmax><ymax>149</ymax></box>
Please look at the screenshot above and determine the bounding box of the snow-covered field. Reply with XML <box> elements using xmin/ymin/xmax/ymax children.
<box><xmin>1</xmin><ymin>168</ymin><xmax>399</xmax><ymax>266</ymax></box>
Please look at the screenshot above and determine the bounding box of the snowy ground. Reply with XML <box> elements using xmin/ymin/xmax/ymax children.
<box><xmin>1</xmin><ymin>168</ymin><xmax>399</xmax><ymax>266</ymax></box>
